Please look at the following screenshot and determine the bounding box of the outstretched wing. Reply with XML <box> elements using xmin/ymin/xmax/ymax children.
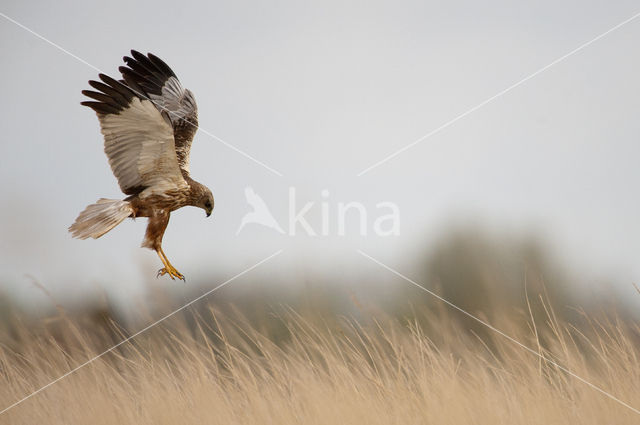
<box><xmin>82</xmin><ymin>73</ymin><xmax>188</xmax><ymax>197</ymax></box>
<box><xmin>119</xmin><ymin>50</ymin><xmax>198</xmax><ymax>175</ymax></box>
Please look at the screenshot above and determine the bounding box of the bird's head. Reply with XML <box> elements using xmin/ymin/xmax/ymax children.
<box><xmin>197</xmin><ymin>187</ymin><xmax>214</xmax><ymax>217</ymax></box>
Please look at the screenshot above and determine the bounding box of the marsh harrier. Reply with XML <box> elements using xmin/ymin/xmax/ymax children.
<box><xmin>70</xmin><ymin>50</ymin><xmax>214</xmax><ymax>281</ymax></box>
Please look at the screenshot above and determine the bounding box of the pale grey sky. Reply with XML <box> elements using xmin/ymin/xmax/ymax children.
<box><xmin>0</xmin><ymin>0</ymin><xmax>639</xmax><ymax>308</ymax></box>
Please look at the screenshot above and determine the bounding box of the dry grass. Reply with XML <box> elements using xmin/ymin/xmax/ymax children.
<box><xmin>0</xmin><ymin>301</ymin><xmax>639</xmax><ymax>424</ymax></box>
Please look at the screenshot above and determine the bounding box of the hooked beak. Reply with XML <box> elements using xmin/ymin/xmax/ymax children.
<box><xmin>206</xmin><ymin>210</ymin><xmax>212</xmax><ymax>218</ymax></box>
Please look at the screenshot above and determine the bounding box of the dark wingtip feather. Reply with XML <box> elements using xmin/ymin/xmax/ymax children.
<box><xmin>130</xmin><ymin>50</ymin><xmax>147</xmax><ymax>62</ymax></box>
<box><xmin>87</xmin><ymin>81</ymin><xmax>130</xmax><ymax>106</ymax></box>
<box><xmin>82</xmin><ymin>89</ymin><xmax>123</xmax><ymax>108</ymax></box>
<box><xmin>121</xmin><ymin>73</ymin><xmax>147</xmax><ymax>99</ymax></box>
<box><xmin>118</xmin><ymin>66</ymin><xmax>146</xmax><ymax>84</ymax></box>
<box><xmin>81</xmin><ymin>100</ymin><xmax>120</xmax><ymax>115</ymax></box>
<box><xmin>119</xmin><ymin>66</ymin><xmax>163</xmax><ymax>96</ymax></box>
<box><xmin>98</xmin><ymin>73</ymin><xmax>121</xmax><ymax>88</ymax></box>
<box><xmin>147</xmin><ymin>52</ymin><xmax>177</xmax><ymax>78</ymax></box>
<box><xmin>129</xmin><ymin>51</ymin><xmax>160</xmax><ymax>75</ymax></box>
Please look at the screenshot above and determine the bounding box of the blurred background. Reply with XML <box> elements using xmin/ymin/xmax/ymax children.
<box><xmin>0</xmin><ymin>0</ymin><xmax>639</xmax><ymax>323</ymax></box>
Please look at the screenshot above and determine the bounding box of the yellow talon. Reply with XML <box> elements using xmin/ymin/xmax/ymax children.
<box><xmin>156</xmin><ymin>247</ymin><xmax>186</xmax><ymax>281</ymax></box>
<box><xmin>157</xmin><ymin>268</ymin><xmax>172</xmax><ymax>280</ymax></box>
<box><xmin>157</xmin><ymin>267</ymin><xmax>184</xmax><ymax>281</ymax></box>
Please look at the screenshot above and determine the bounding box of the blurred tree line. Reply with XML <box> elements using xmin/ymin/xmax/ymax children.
<box><xmin>0</xmin><ymin>225</ymin><xmax>636</xmax><ymax>355</ymax></box>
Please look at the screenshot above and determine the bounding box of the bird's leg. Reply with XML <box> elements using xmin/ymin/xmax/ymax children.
<box><xmin>156</xmin><ymin>246</ymin><xmax>185</xmax><ymax>281</ymax></box>
<box><xmin>155</xmin><ymin>250</ymin><xmax>174</xmax><ymax>280</ymax></box>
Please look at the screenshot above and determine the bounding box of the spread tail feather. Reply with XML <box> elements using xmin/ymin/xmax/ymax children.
<box><xmin>69</xmin><ymin>198</ymin><xmax>133</xmax><ymax>239</ymax></box>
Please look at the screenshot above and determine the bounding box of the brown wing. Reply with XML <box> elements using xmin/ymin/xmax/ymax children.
<box><xmin>81</xmin><ymin>73</ymin><xmax>188</xmax><ymax>197</ymax></box>
<box><xmin>118</xmin><ymin>50</ymin><xmax>198</xmax><ymax>176</ymax></box>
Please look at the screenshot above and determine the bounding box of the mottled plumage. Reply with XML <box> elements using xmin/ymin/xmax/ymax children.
<box><xmin>70</xmin><ymin>50</ymin><xmax>214</xmax><ymax>280</ymax></box>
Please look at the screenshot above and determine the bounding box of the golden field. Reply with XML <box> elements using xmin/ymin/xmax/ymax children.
<box><xmin>1</xmin><ymin>231</ymin><xmax>638</xmax><ymax>424</ymax></box>
<box><xmin>0</xmin><ymin>294</ymin><xmax>638</xmax><ymax>424</ymax></box>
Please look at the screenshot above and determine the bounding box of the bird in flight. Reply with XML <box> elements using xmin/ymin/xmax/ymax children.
<box><xmin>69</xmin><ymin>50</ymin><xmax>214</xmax><ymax>281</ymax></box>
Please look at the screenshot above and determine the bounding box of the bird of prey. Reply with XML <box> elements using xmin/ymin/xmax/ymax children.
<box><xmin>69</xmin><ymin>50</ymin><xmax>214</xmax><ymax>281</ymax></box>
